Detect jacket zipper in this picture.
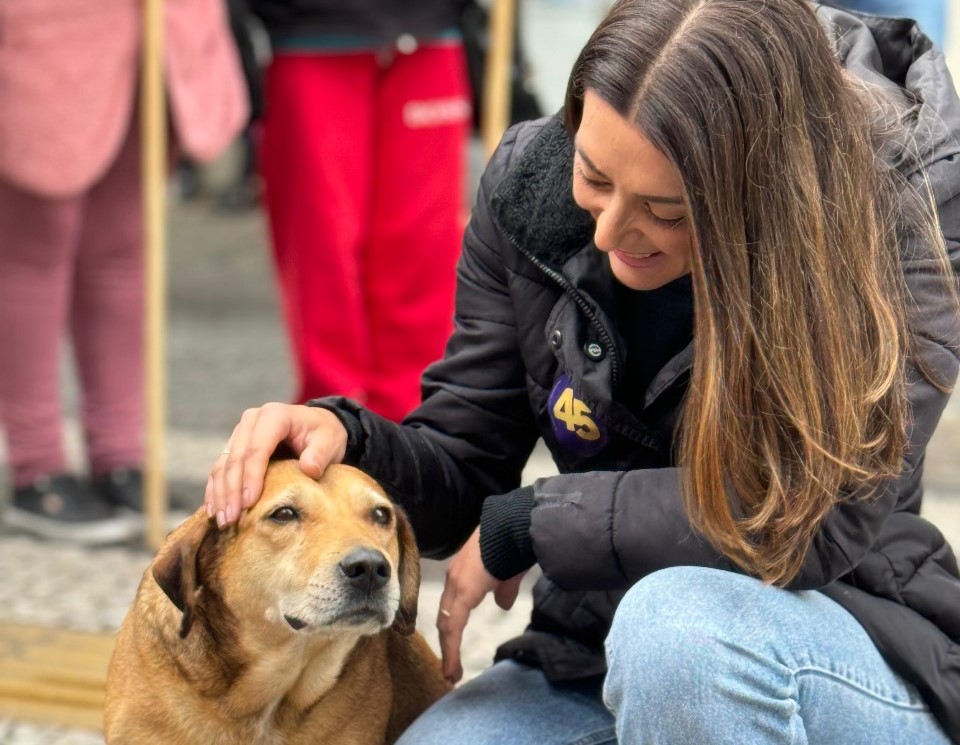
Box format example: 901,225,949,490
505,231,622,390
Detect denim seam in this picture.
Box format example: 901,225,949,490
794,665,928,710
569,726,617,745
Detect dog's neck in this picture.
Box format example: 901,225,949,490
161,594,373,724
223,625,368,719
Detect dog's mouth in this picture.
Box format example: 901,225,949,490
284,614,308,631
283,604,389,632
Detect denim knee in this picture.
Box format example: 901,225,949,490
604,567,733,696
602,567,789,741
602,567,949,745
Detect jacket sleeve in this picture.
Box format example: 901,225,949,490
529,216,960,594
311,124,541,559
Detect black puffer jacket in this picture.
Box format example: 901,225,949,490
314,6,960,739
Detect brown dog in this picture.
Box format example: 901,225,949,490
105,461,451,744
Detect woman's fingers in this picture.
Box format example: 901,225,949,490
216,408,264,525
203,404,350,528
437,527,502,684
436,593,468,684
204,404,292,525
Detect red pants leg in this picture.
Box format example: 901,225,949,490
260,53,377,404
71,110,145,476
0,183,82,486
366,42,470,421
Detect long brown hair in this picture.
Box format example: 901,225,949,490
566,0,953,585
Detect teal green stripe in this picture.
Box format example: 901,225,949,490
273,28,462,53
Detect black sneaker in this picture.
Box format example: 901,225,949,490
5,473,138,545
93,467,190,529
92,467,144,512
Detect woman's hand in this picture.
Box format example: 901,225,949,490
437,526,526,684
204,403,348,527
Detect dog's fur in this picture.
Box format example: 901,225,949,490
105,462,451,744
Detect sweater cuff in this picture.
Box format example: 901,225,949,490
305,397,365,464
480,486,537,581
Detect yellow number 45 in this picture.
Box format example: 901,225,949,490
552,388,601,441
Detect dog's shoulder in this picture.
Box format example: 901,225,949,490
383,631,452,744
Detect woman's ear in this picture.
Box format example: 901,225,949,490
391,506,421,636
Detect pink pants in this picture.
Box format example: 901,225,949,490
0,118,143,487
260,43,470,421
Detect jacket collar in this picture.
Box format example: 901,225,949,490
489,115,596,271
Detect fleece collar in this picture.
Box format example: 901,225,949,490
488,115,596,271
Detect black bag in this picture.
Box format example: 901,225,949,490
459,0,544,131
226,0,269,123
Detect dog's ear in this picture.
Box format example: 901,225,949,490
152,515,217,639
391,506,420,635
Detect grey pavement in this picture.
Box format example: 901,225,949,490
2,1,960,741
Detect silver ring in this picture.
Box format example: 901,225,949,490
220,449,231,456
439,608,452,618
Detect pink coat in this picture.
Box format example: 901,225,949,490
0,0,249,197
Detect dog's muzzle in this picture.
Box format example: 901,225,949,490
283,547,394,631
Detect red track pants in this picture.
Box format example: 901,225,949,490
260,43,470,421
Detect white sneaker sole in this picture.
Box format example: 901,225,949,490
5,506,140,545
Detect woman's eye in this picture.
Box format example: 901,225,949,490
575,166,608,189
371,507,392,526
644,203,686,227
268,506,300,524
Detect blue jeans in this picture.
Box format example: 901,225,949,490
837,0,946,48
397,567,950,744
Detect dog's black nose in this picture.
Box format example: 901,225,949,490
339,548,391,592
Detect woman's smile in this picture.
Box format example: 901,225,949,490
613,250,664,268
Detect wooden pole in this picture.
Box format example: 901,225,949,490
481,0,518,159
142,0,168,550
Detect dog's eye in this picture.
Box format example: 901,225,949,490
268,506,300,524
371,506,392,526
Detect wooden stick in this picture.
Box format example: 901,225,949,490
481,0,518,158
142,0,169,550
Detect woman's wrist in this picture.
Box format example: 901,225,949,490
305,399,365,463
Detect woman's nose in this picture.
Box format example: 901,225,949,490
593,205,627,252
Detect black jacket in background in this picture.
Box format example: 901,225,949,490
313,5,960,740
248,0,462,46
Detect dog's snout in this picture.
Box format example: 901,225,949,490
339,548,391,592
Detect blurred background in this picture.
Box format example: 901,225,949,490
1,0,958,742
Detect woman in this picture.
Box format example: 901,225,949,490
207,0,960,741
0,0,248,543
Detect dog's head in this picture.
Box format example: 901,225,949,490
152,462,421,641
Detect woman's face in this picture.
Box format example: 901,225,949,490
572,90,695,290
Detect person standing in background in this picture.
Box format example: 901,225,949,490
0,0,248,544
833,0,946,48
249,0,472,422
